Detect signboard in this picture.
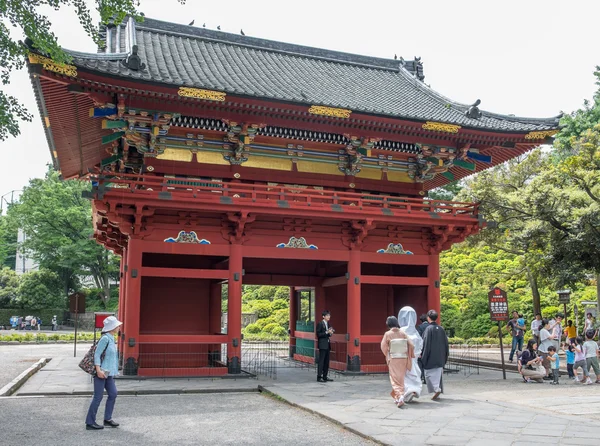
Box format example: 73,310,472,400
94,312,115,329
557,289,571,304
488,287,509,321
68,292,86,314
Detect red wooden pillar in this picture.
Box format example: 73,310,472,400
347,249,361,372
227,243,243,373
209,282,222,335
117,255,125,323
428,253,441,322
387,286,394,317
289,287,297,358
123,239,142,375
118,250,127,366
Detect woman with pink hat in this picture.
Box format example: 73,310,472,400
85,315,122,430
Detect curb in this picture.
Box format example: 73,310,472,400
257,385,386,445
0,358,50,397
16,387,260,397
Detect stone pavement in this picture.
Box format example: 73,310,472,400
3,344,600,445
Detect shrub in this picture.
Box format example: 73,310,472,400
255,317,276,329
244,323,261,334
250,300,273,319
272,309,289,329
272,299,288,311
262,323,281,334
271,326,288,337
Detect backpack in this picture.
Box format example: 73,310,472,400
78,336,109,375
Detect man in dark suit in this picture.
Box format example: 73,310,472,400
316,310,334,382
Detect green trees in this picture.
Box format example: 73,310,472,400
0,267,19,307
16,269,63,309
7,169,119,307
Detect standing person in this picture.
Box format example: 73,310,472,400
531,313,542,346
421,310,449,400
583,329,600,384
36,317,41,331
549,312,564,350
417,314,429,337
547,346,560,385
519,339,545,383
316,310,334,383
565,342,576,379
380,316,414,408
30,317,36,330
507,311,525,363
398,306,422,403
584,313,594,333
572,337,591,384
538,318,556,380
564,320,577,344
85,316,122,430
51,315,57,331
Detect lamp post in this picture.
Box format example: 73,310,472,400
0,189,22,215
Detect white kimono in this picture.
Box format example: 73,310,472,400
398,306,423,399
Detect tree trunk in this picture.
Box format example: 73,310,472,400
526,266,541,315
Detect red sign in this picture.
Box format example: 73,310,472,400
94,312,115,329
488,287,508,321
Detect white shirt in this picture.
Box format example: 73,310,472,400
531,319,542,335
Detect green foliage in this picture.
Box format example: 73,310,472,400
271,309,289,329
270,326,288,337
7,169,119,306
16,269,64,309
257,286,279,301
272,298,288,311
244,323,261,334
248,300,273,319
0,215,17,269
262,322,282,334
0,267,19,307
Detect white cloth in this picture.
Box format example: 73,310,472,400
424,367,443,393
398,306,423,398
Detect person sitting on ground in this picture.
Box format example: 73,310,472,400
519,339,545,383
583,329,600,384
548,345,560,385
572,337,591,384
538,318,556,380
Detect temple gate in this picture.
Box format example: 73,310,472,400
27,17,559,376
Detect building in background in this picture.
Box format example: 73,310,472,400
15,228,38,275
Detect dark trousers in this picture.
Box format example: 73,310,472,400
567,363,574,378
317,348,330,379
86,376,117,425
552,368,559,384
509,336,523,361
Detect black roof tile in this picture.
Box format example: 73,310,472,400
68,17,560,132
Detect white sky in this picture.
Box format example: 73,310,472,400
0,0,599,202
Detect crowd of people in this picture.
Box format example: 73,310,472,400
513,311,600,384
5,315,59,331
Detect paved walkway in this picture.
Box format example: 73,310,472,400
3,344,600,445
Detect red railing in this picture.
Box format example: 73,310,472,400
91,173,479,219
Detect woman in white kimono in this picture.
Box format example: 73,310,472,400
398,306,423,403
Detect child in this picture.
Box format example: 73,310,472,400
565,343,576,379
583,329,600,384
573,337,591,384
547,345,559,385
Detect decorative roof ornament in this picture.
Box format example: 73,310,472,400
121,45,146,71
377,243,413,254
422,121,461,134
524,130,559,140
164,231,211,244
28,53,77,77
465,99,482,119
276,236,318,249
308,105,351,119
178,87,226,101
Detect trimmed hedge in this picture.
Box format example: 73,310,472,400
0,308,68,327
0,332,96,342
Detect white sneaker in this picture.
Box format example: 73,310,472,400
584,378,593,385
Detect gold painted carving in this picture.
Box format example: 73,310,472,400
308,105,352,119
422,121,461,134
28,53,77,77
178,87,226,102
524,130,558,140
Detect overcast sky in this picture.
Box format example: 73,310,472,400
1,0,599,204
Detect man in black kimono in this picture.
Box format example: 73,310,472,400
316,310,334,382
421,309,449,400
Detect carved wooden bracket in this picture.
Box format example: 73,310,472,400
342,219,375,250
221,211,255,243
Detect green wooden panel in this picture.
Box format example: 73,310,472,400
296,338,315,357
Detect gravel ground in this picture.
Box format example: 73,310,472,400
0,393,375,445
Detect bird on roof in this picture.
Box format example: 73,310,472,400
188,20,195,26
217,25,221,30
394,54,397,60
203,23,206,28
241,29,245,36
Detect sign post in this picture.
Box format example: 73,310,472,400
557,290,571,323
69,292,86,358
488,287,509,380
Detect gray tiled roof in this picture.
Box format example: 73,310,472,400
69,18,560,132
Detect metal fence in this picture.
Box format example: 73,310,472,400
446,342,480,377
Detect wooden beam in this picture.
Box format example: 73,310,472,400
360,252,429,265
322,276,348,288
140,267,229,280
138,334,228,343
361,275,429,286
243,246,349,261
243,274,322,287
